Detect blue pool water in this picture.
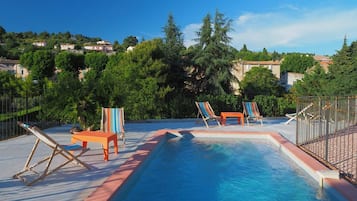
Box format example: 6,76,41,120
113,137,334,201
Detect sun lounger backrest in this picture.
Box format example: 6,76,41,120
19,122,57,148
244,102,260,118
102,107,124,134
198,102,211,118
31,126,58,148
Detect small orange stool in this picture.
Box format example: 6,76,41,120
71,131,118,161
220,112,244,126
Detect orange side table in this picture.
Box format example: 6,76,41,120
71,131,118,161
220,112,244,126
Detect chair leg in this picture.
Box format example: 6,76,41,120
203,120,209,128
120,133,126,145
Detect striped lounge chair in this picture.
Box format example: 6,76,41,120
15,121,90,186
195,101,221,128
242,102,263,126
101,107,125,144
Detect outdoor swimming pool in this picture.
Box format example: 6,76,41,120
112,136,335,201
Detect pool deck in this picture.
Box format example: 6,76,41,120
1,118,356,201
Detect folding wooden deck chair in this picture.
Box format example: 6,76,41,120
14,122,90,186
284,102,314,125
195,101,221,128
101,107,125,144
242,102,263,126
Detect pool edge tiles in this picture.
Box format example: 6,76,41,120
86,129,357,201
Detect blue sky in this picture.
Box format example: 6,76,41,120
1,0,357,55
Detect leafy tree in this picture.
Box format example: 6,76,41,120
20,50,54,81
0,45,5,57
0,26,6,40
112,40,124,52
271,51,282,61
42,72,81,123
19,52,33,68
31,50,55,80
235,45,273,61
0,71,20,96
280,53,315,73
257,48,271,60
102,39,172,120
122,35,138,50
55,51,83,73
253,95,295,117
292,65,329,97
84,52,108,72
38,31,50,39
254,95,278,116
240,66,283,100
77,70,101,129
293,37,357,97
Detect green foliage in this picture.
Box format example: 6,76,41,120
280,53,315,73
101,39,172,120
327,40,357,95
253,95,278,117
41,71,100,129
240,67,283,100
84,52,108,72
236,45,275,61
112,40,124,52
0,27,104,59
0,71,21,96
196,94,242,114
292,65,329,96
122,35,138,50
192,10,235,96
165,93,196,118
42,71,81,124
162,14,186,92
20,50,55,81
292,38,357,97
55,51,84,73
253,95,295,117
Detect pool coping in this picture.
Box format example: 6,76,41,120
85,129,357,201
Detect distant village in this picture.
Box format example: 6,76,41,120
0,39,333,94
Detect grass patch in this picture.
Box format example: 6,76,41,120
0,106,41,121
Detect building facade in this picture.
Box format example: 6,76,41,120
231,60,281,94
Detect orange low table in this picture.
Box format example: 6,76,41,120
71,131,118,161
220,112,244,126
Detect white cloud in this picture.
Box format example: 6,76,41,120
182,23,201,47
183,7,357,55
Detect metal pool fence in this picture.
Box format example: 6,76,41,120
0,94,59,141
296,96,357,184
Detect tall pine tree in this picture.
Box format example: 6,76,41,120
162,14,185,92
192,10,235,95
328,37,357,95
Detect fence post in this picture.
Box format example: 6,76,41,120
26,91,28,123
324,101,330,161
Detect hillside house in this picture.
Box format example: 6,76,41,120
0,59,29,79
84,40,113,52
280,72,304,91
32,41,46,47
59,43,75,50
231,60,281,94
313,55,333,72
